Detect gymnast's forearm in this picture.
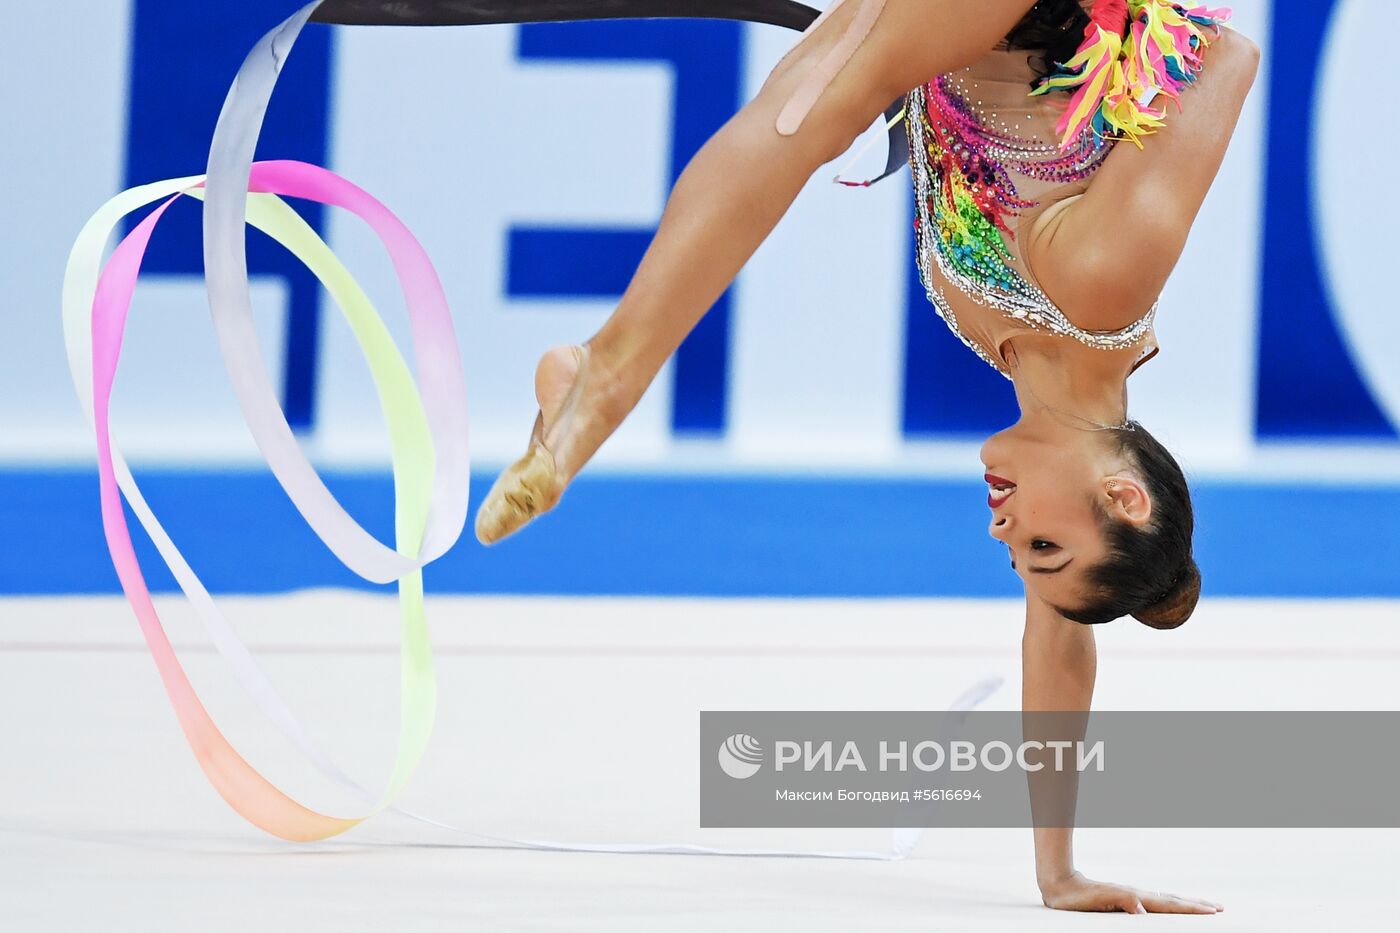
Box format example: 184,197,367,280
1021,594,1097,892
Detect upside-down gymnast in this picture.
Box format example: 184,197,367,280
475,0,1259,913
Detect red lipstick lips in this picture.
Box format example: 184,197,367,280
985,473,1016,509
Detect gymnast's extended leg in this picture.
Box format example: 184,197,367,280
476,0,1041,543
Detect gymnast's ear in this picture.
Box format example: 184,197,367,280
1101,475,1151,526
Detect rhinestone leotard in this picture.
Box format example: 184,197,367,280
906,52,1160,378
772,1,1229,378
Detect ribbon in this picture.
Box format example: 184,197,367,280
65,0,985,852
204,5,469,584
68,163,443,840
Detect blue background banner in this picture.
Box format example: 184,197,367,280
3,0,1397,596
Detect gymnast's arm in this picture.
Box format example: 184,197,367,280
1021,590,1099,908
1022,592,1221,914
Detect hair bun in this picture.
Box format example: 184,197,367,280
1132,559,1201,630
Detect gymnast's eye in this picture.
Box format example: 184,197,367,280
1030,539,1057,551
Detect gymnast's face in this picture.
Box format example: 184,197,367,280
980,426,1152,608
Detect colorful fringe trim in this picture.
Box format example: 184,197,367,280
1030,0,1232,150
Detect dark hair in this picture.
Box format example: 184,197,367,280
1055,421,1200,629
1004,0,1093,83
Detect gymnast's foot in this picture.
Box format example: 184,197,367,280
474,342,634,545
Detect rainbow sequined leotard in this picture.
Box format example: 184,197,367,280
773,0,1232,378
906,64,1154,377
904,2,1232,377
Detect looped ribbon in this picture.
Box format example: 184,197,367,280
69,164,437,841
64,0,991,852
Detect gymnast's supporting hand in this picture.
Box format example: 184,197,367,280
474,0,1048,544
1022,591,1223,914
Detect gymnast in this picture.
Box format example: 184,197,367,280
476,0,1258,912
